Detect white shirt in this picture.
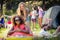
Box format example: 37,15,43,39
31,10,37,19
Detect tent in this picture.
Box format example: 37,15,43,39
42,6,60,28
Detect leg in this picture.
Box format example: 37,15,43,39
38,17,42,27
33,19,36,30
34,22,36,28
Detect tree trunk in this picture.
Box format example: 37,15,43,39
0,0,3,15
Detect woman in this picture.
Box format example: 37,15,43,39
16,2,30,29
16,2,27,21
37,6,43,27
8,16,32,37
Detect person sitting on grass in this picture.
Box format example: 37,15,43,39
53,26,60,36
39,24,52,37
8,16,32,37
6,16,12,29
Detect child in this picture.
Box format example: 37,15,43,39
30,7,38,30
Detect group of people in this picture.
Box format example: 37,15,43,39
0,2,60,38
12,2,44,31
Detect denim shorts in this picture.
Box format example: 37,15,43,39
26,16,31,22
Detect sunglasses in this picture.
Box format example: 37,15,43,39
15,20,20,21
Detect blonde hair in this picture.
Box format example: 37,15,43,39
16,2,26,16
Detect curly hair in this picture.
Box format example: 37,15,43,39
12,16,24,26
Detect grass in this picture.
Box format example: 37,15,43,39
0,23,56,40
6,37,33,40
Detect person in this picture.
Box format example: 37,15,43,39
8,16,32,37
39,24,52,37
53,26,60,36
16,2,30,29
37,6,43,27
30,7,38,30
6,16,12,28
16,2,27,21
0,15,4,28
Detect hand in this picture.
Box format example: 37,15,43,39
10,30,16,32
28,14,30,16
23,17,26,21
16,28,21,32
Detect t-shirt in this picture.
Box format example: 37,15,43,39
6,21,12,29
38,9,43,18
31,10,37,19
7,21,12,24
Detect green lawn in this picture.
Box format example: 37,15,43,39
0,23,56,40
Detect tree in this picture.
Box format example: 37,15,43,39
0,0,3,15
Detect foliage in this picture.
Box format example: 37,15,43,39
3,1,43,15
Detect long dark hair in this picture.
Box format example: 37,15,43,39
33,6,39,13
12,16,24,26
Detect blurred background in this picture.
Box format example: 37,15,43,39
0,0,60,40
0,0,60,16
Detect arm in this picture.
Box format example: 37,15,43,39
14,27,29,34
8,27,15,35
35,13,38,16
17,8,21,16
23,10,27,21
4,15,12,19
0,15,4,18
